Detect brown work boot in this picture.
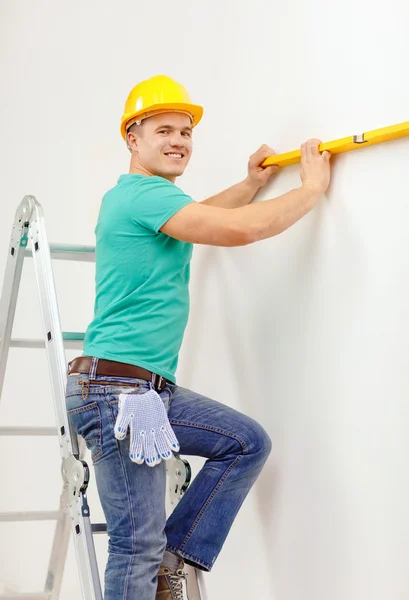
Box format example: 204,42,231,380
156,558,188,600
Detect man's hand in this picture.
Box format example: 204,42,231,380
300,138,331,195
247,144,279,189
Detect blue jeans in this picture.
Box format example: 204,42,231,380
65,368,272,600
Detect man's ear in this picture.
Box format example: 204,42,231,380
126,130,138,152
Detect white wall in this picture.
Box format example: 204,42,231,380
1,1,409,598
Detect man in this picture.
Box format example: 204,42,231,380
65,74,331,600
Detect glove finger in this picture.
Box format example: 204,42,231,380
161,423,180,453
130,433,145,464
145,429,161,467
155,431,173,461
129,418,145,464
114,396,132,440
146,394,179,454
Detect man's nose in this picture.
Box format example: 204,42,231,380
169,133,185,146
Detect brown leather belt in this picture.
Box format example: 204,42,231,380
67,356,168,391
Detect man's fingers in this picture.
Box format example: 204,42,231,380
252,144,276,164
310,139,323,156
301,141,312,161
261,144,276,154
301,139,323,161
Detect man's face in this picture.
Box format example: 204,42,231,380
129,112,193,181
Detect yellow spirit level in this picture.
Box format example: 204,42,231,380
261,121,409,168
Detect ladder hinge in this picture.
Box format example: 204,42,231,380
81,491,91,518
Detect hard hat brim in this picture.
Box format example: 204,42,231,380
121,103,203,140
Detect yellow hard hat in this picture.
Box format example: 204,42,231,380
120,74,203,140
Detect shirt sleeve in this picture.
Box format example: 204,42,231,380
130,176,196,234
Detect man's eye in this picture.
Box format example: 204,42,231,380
182,132,191,137
159,130,169,134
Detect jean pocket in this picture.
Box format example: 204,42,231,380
66,394,103,464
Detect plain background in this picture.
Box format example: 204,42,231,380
1,1,409,598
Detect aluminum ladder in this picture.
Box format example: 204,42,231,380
0,195,207,600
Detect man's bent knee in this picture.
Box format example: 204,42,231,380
245,419,272,457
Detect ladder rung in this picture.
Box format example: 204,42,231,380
10,332,84,350
91,523,107,535
25,244,95,262
0,427,56,436
0,594,51,599
10,339,46,349
62,332,85,341
0,511,60,522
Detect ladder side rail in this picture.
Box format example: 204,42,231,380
166,456,207,600
195,571,208,600
69,491,104,600
0,198,33,399
45,487,72,600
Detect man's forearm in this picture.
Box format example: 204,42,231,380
200,177,261,209
231,186,322,244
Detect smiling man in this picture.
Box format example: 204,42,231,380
127,114,193,178
65,74,331,600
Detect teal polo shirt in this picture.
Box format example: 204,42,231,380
83,174,196,384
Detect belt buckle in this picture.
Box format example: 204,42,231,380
152,373,164,390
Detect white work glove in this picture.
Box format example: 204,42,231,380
114,388,180,467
